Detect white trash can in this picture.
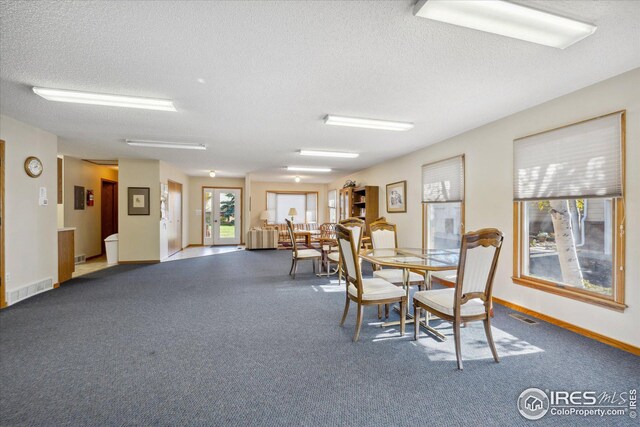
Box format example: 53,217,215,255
104,233,119,265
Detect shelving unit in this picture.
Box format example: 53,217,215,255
338,185,379,234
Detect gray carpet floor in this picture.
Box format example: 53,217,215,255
0,250,638,426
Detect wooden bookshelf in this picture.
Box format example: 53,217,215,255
339,186,379,234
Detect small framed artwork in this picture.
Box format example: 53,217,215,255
128,187,150,215
386,181,407,213
74,186,85,210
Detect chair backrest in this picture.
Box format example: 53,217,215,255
319,222,337,239
285,219,298,256
370,220,397,250
336,222,364,297
454,228,503,314
339,217,364,250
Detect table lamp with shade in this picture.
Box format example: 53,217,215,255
259,210,270,227
288,208,298,223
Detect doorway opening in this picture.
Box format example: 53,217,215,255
202,187,242,246
100,179,118,254
168,180,183,256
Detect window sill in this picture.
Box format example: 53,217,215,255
512,276,627,312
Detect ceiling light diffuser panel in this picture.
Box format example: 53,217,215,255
299,150,359,158
32,87,177,111
125,139,206,150
287,166,332,173
413,0,597,49
324,115,414,131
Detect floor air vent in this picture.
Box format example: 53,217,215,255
74,255,86,264
509,312,539,325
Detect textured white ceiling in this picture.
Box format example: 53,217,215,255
1,1,639,182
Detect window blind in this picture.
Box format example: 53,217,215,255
513,112,623,201
422,155,464,203
266,192,319,223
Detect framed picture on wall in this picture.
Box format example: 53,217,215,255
386,181,407,213
128,187,150,215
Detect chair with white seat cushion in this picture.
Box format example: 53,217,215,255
413,228,503,370
325,218,364,285
337,223,406,342
369,219,425,318
286,218,322,279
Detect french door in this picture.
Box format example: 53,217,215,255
203,188,242,246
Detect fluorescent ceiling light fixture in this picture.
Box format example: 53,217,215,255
324,115,413,131
413,0,597,49
299,150,359,158
287,166,332,173
32,87,177,111
125,139,206,150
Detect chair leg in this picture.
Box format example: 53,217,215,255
353,304,363,342
377,305,382,319
484,317,500,363
313,258,316,274
289,257,295,275
400,299,406,336
292,259,298,279
385,304,390,319
413,303,418,340
454,320,463,370
340,296,350,326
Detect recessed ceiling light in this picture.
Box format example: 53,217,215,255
413,0,597,49
299,150,359,158
197,78,206,84
33,87,177,111
294,176,301,183
209,170,216,178
287,166,332,173
125,139,206,150
324,115,414,131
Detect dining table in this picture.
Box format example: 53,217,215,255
359,247,459,340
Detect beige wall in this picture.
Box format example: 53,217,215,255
159,161,189,260
117,159,160,262
250,181,328,227
329,68,640,347
1,115,58,295
187,176,245,245
63,156,118,259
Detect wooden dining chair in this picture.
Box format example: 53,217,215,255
413,228,503,370
337,223,406,342
369,220,425,318
285,218,322,279
326,218,364,285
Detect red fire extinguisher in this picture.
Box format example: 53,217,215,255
87,189,94,207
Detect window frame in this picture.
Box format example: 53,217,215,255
328,189,337,223
512,111,626,312
421,154,465,250
265,191,319,225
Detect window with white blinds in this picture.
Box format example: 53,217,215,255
513,112,623,201
422,155,465,203
266,192,318,223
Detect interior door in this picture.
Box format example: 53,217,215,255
203,188,214,246
100,180,118,254
212,188,241,245
168,181,183,255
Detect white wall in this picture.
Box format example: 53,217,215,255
330,69,640,347
117,159,160,262
1,115,58,295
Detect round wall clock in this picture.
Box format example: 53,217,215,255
24,156,43,178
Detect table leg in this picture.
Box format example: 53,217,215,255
380,269,446,341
